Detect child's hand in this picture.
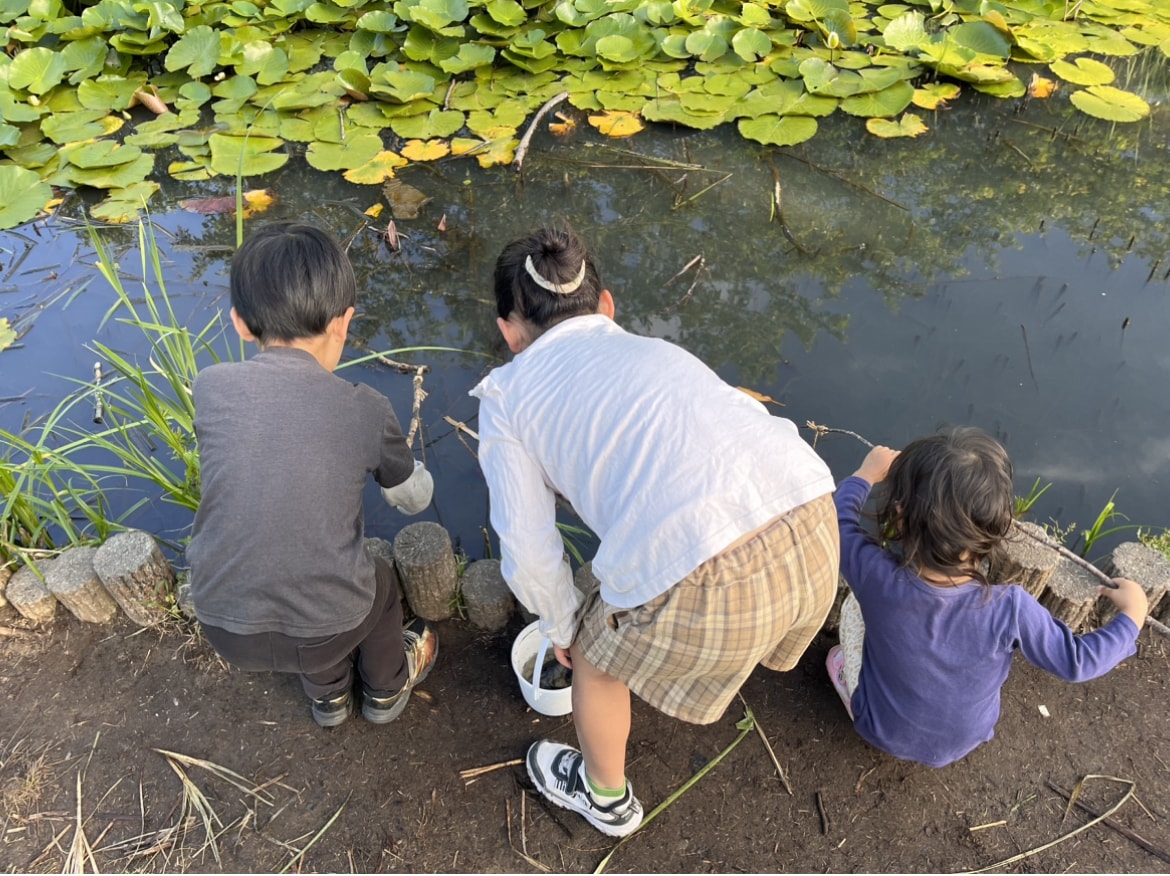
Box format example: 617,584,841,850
1100,577,1148,629
854,446,899,485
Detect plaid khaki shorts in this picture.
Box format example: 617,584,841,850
576,493,839,725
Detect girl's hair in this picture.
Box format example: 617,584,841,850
493,225,603,329
230,222,357,344
877,426,1014,585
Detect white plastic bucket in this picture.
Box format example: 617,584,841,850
510,621,573,716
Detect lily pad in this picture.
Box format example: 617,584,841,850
866,112,928,137
840,80,914,116
208,132,290,176
587,110,645,137
0,166,53,230
738,114,818,146
8,47,67,95
89,180,161,223
344,150,409,184
166,26,222,78
1069,84,1149,121
0,317,16,352
306,132,385,170
1049,56,1115,85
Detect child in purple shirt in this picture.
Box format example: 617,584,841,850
827,427,1146,767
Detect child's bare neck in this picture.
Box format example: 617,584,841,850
918,566,974,588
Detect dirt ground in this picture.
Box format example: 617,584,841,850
1,603,1167,875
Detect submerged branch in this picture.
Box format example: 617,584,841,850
513,91,570,175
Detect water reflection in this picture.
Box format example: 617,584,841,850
2,91,1168,559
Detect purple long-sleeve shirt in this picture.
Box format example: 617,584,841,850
836,476,1139,767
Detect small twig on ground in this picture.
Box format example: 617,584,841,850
513,91,570,175
1046,781,1170,865
968,820,1007,831
815,790,830,835
964,774,1135,873
279,796,348,874
459,759,523,784
737,694,792,794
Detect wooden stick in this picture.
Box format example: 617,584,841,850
1046,781,1170,865
513,91,570,174
1146,616,1170,641
815,790,830,834
1011,524,1118,589
739,694,792,795
459,759,523,782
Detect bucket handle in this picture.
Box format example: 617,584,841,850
532,636,552,703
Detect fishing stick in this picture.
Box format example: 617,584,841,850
804,421,1120,590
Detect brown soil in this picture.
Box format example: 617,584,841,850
1,607,1167,874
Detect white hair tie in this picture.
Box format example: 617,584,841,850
524,254,587,295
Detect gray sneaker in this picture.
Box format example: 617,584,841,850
526,741,644,838
361,617,438,724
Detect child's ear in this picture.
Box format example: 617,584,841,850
497,314,529,354
598,289,615,320
329,306,355,341
229,307,258,342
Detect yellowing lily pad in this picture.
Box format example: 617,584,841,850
912,82,960,109
344,150,410,184
400,139,451,161
587,110,645,138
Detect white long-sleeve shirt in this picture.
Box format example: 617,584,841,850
470,315,834,647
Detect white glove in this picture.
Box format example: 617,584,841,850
380,460,433,515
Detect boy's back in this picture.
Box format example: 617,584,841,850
188,347,415,638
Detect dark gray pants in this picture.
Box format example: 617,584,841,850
201,558,408,700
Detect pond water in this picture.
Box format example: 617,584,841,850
2,88,1169,567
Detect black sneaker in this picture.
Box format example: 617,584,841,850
310,688,351,728
526,740,644,837
361,617,438,724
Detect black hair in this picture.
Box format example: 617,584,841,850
876,426,1014,585
229,222,356,344
493,225,602,330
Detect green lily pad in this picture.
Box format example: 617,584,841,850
641,96,726,129
1049,56,1115,84
486,0,526,26
390,107,465,138
166,26,222,78
65,153,154,188
61,36,109,83
949,20,1011,58
89,180,161,223
0,123,19,149
40,109,119,144
439,42,496,72
738,114,818,146
62,140,144,169
1069,84,1149,121
732,27,772,61
9,47,67,95
77,75,146,111
0,165,52,230
209,132,290,175
840,80,914,116
239,42,290,85
866,111,927,137
306,132,384,170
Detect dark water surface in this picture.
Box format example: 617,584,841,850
2,91,1168,564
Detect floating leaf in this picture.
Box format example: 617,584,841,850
400,138,451,161
949,21,1011,58
306,132,385,171
9,47,67,95
64,153,155,189
0,166,52,231
840,80,914,116
165,26,221,78
208,133,290,176
89,180,161,223
0,317,16,352
344,150,410,184
912,81,960,108
866,112,927,137
62,141,144,169
587,110,644,137
1049,56,1115,85
738,114,818,146
882,11,927,52
732,27,772,61
1069,84,1149,121
383,178,432,217
391,108,466,139
365,203,385,217
1027,73,1057,98
450,135,516,167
